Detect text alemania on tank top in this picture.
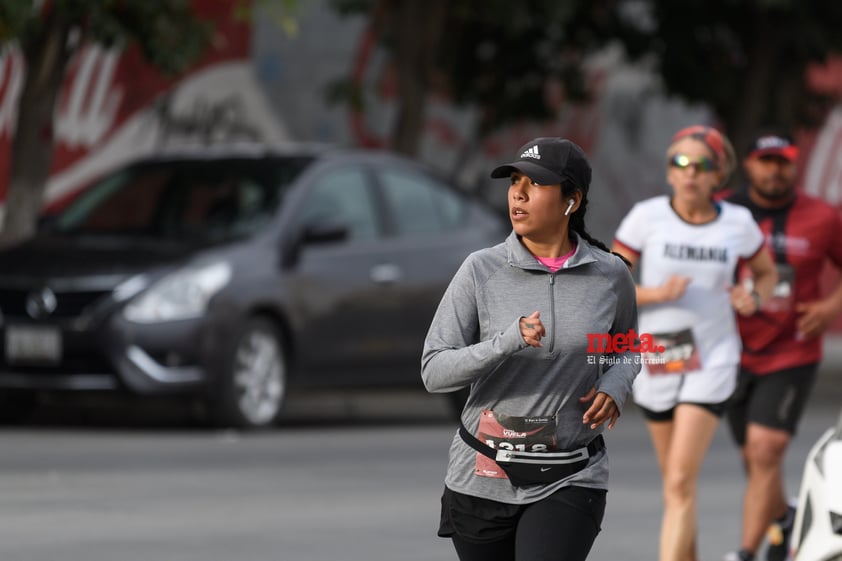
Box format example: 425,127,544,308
663,243,728,262
536,244,577,272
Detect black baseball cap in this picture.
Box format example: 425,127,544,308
490,137,592,191
746,132,799,161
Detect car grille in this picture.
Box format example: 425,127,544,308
0,351,114,375
0,288,111,319
0,287,116,378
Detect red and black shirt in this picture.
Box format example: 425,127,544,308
727,190,842,374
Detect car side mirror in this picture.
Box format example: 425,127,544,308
281,219,351,269
300,221,350,245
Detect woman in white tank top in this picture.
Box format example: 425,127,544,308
612,126,778,561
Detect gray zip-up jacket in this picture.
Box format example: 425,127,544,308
421,231,640,504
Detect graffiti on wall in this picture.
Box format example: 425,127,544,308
0,0,288,208
151,94,262,145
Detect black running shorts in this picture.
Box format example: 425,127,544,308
438,485,606,561
726,363,818,445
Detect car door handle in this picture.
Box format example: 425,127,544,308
370,264,403,284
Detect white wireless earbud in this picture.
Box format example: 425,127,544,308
564,199,575,216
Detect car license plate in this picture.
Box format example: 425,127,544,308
5,325,62,364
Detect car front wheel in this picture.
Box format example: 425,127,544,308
210,317,286,429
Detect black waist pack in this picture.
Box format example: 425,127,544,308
459,423,605,486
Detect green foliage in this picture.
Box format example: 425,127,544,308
435,0,626,134
0,0,31,43
326,0,842,139
326,0,646,135
324,77,364,111
99,1,213,75
0,0,213,75
237,0,300,38
647,0,842,129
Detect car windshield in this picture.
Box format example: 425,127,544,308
48,156,312,241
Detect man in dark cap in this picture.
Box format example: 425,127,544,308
723,131,842,561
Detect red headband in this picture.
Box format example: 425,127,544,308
671,125,726,165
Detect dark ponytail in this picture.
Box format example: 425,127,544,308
564,184,631,268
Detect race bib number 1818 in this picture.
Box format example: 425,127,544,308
474,410,557,479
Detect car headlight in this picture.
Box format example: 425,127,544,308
123,262,232,323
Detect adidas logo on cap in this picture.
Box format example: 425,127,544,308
520,145,541,160
490,137,591,189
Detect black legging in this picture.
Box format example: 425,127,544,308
450,487,606,561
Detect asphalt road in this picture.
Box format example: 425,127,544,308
0,347,839,561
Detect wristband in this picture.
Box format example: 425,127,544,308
750,289,762,310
